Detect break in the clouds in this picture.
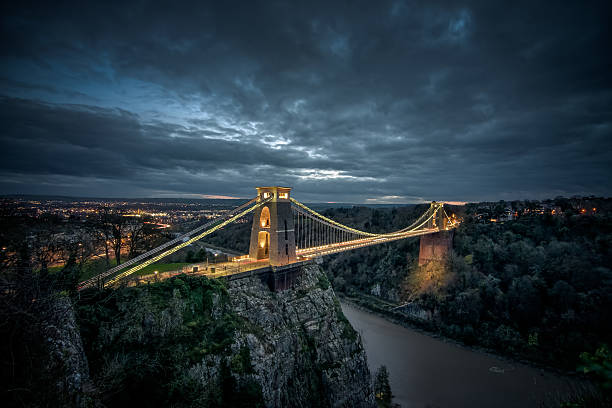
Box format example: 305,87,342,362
1,1,611,203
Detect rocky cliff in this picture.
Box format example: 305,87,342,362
73,263,375,407
224,263,374,407
42,296,91,406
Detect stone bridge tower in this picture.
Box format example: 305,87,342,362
419,202,454,265
249,187,297,266
418,230,454,265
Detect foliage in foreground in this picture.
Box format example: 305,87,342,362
540,345,612,407
373,365,393,408
0,268,77,407
76,275,264,407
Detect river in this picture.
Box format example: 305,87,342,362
341,302,577,408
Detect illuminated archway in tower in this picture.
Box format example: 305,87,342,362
260,206,270,228
257,230,270,258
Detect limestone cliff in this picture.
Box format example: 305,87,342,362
41,296,91,407
75,263,375,407
226,263,373,407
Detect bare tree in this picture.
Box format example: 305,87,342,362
0,219,90,407
125,220,146,259
88,207,113,267
57,228,98,291
125,218,166,259
89,208,125,266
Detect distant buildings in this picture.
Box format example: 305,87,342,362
473,197,606,224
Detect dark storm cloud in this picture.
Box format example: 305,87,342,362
0,0,611,202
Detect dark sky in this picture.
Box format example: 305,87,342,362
1,1,611,203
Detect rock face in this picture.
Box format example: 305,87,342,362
42,296,90,407
75,263,375,407
225,263,375,407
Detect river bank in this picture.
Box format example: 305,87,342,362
339,294,587,379
340,300,583,408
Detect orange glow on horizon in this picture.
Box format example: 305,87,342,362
200,194,242,199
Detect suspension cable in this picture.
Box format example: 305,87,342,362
79,197,259,289
80,197,267,289
290,198,438,238
102,197,271,287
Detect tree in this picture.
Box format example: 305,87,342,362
125,219,147,259
507,275,542,329
124,218,165,260
26,214,65,272
110,214,125,265
405,260,453,303
579,345,612,396
374,365,392,407
89,207,117,267
90,209,130,266
0,216,95,406
548,280,577,311
448,288,482,325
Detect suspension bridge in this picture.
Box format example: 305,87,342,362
78,187,459,291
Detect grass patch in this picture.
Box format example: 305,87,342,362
134,262,191,276
333,297,358,341
45,258,120,280
317,273,330,290
50,257,191,281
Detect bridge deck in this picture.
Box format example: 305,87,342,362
111,228,450,289
120,229,444,287
123,258,314,287
296,228,440,258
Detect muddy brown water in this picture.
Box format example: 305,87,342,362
341,302,578,408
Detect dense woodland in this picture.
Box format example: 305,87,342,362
322,197,612,403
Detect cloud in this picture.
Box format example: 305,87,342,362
0,1,611,202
